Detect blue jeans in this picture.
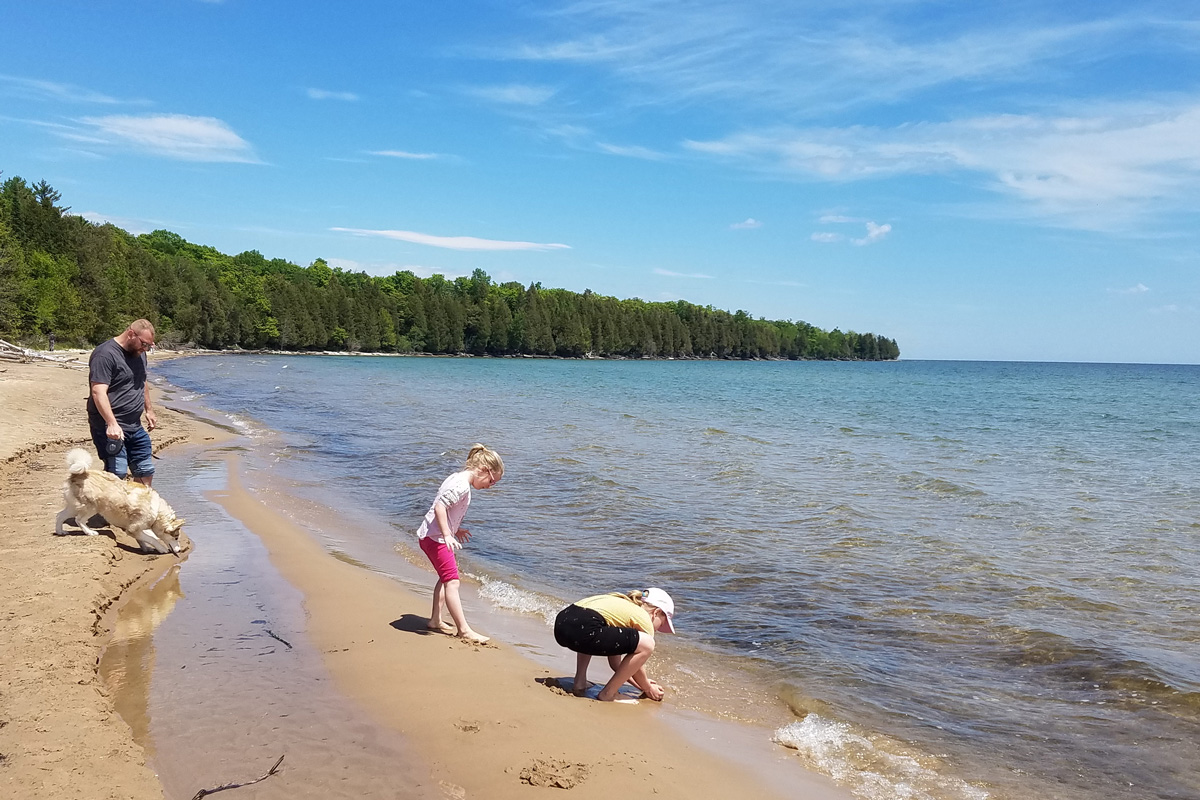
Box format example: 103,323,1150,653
90,424,155,479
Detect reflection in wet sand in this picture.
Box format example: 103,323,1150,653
108,449,439,800
99,566,185,757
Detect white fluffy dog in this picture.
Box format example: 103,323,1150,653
55,448,186,555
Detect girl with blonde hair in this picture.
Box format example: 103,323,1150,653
553,588,676,702
416,444,503,643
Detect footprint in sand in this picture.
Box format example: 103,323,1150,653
438,780,466,799
519,758,591,789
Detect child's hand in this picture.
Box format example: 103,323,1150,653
446,534,462,551
456,527,471,542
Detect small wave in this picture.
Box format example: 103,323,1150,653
582,476,624,488
920,478,983,496
713,467,751,480
774,715,989,800
900,473,985,497
994,627,1200,718
703,427,729,436
821,503,874,521
223,413,261,436
475,576,562,624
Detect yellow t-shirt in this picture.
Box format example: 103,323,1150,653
576,594,654,634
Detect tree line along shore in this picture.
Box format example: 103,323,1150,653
1,174,899,361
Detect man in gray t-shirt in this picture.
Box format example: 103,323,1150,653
87,319,158,485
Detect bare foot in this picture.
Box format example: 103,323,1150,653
571,681,592,696
426,623,456,635
458,630,490,644
596,692,638,704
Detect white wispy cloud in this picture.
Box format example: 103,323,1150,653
489,5,1200,229
819,214,857,224
684,102,1200,224
1110,283,1150,294
369,150,439,160
654,268,714,279
811,232,843,243
307,88,359,102
80,114,259,162
853,221,892,245
464,84,556,106
0,74,131,104
502,4,1187,116
730,218,762,229
598,142,667,160
543,123,592,141
330,227,570,251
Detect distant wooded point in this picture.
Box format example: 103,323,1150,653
0,175,898,360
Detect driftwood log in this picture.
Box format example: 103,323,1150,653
0,339,84,368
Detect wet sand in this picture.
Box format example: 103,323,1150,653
1,353,852,800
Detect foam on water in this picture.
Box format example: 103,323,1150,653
774,717,990,800
473,574,563,624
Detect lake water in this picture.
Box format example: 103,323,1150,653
154,356,1200,800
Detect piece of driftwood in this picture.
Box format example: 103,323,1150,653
265,629,294,649
0,339,84,367
190,755,285,799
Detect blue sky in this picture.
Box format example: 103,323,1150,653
3,1,1198,363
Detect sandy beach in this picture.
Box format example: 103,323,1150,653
1,354,852,800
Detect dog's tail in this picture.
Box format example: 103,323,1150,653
66,448,93,476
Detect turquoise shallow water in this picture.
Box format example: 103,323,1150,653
155,356,1200,800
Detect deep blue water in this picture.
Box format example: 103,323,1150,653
155,356,1200,800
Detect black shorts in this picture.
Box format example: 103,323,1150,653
554,604,640,657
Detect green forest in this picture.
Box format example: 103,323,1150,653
0,175,899,360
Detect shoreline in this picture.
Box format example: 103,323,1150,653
1,354,852,799
212,451,850,799
151,345,892,363
1,341,894,364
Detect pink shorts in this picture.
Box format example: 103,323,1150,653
419,536,460,582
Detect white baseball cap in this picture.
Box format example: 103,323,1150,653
643,587,676,633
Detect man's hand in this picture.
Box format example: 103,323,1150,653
106,421,124,441
145,409,158,431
